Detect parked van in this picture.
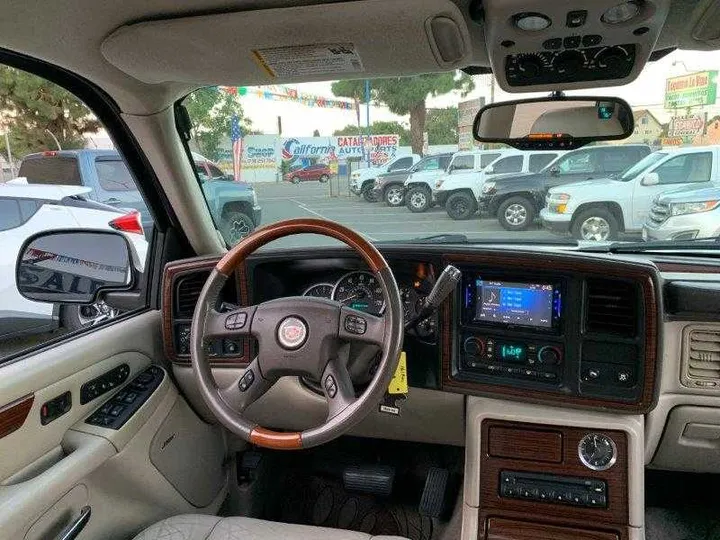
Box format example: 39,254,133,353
541,146,719,241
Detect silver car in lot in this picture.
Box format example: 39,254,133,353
643,186,720,241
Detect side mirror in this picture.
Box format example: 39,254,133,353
549,165,560,176
641,172,660,186
485,166,495,175
473,95,634,150
16,230,137,304
222,174,235,182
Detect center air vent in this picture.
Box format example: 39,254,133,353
175,271,210,318
584,279,638,337
682,327,720,389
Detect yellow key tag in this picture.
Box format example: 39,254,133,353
387,352,409,395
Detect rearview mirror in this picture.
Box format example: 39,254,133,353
641,172,660,186
16,230,135,304
473,96,634,150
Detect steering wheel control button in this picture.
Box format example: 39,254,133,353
238,369,255,392
225,312,248,330
277,316,308,349
324,375,338,398
344,314,367,335
543,38,562,50
563,36,581,49
566,10,587,28
582,34,603,47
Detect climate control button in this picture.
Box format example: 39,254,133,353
538,346,561,365
463,337,484,356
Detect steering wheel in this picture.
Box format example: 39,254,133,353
190,218,403,450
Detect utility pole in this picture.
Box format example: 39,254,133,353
365,80,371,167
489,73,495,104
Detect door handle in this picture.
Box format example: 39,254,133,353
55,506,91,540
103,198,121,204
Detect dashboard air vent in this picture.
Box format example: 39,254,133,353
176,271,210,318
683,327,720,389
584,279,638,337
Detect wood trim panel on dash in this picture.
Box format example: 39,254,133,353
0,394,34,439
440,252,660,414
162,256,250,366
488,426,562,463
654,260,720,274
479,420,629,540
486,518,619,540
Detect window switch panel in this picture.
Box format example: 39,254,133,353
41,391,71,425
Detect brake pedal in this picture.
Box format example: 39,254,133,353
342,465,395,497
419,467,450,518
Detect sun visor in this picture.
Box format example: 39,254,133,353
101,0,471,85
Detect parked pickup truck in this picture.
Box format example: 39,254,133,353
404,149,505,213
18,149,262,245
350,154,421,202
542,146,719,241
479,144,651,231
433,150,562,220
370,153,454,206
642,185,720,242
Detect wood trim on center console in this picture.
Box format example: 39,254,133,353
479,419,629,540
162,256,251,366
440,252,659,414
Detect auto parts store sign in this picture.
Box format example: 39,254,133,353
665,71,718,109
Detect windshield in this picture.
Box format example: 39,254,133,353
181,50,720,247
618,152,667,181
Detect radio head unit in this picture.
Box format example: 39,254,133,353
462,275,562,332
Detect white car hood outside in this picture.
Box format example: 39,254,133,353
549,177,620,193
0,181,93,200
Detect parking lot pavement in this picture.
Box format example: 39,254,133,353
253,181,562,248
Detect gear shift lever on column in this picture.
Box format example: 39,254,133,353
406,265,461,330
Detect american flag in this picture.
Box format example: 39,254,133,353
231,115,243,181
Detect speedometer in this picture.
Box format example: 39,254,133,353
332,271,385,315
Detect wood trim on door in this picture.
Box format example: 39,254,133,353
0,394,34,439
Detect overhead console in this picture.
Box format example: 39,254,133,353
480,0,671,91
442,253,660,413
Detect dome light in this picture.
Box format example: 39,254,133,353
601,1,641,25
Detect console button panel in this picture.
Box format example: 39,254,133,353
80,363,130,405
506,44,636,87
500,471,607,508
86,365,164,430
460,334,563,385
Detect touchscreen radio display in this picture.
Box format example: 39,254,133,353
471,279,557,328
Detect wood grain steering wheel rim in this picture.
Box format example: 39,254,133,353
190,218,404,450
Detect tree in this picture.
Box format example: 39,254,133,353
426,107,458,145
332,73,473,154
333,121,411,145
312,129,321,137
183,87,254,161
0,66,101,157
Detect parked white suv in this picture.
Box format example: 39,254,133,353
541,147,720,241
0,183,147,339
643,185,720,242
434,150,563,220
350,154,420,201
404,149,506,213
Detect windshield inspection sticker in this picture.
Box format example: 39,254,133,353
252,43,364,78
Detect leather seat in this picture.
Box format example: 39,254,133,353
132,514,409,540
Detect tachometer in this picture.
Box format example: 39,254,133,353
302,283,334,298
332,271,385,315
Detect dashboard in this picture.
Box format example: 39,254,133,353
161,246,668,413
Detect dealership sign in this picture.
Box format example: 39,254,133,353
665,71,718,109
280,135,399,166
668,115,705,137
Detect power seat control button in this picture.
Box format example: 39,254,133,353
344,315,367,335
225,312,248,330
324,375,338,398
238,369,255,392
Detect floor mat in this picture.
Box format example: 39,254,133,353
271,473,434,540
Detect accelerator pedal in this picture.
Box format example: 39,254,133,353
419,467,450,519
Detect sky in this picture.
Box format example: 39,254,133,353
238,49,720,136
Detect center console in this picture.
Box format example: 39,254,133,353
442,253,659,414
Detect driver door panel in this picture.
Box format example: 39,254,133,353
0,312,227,540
